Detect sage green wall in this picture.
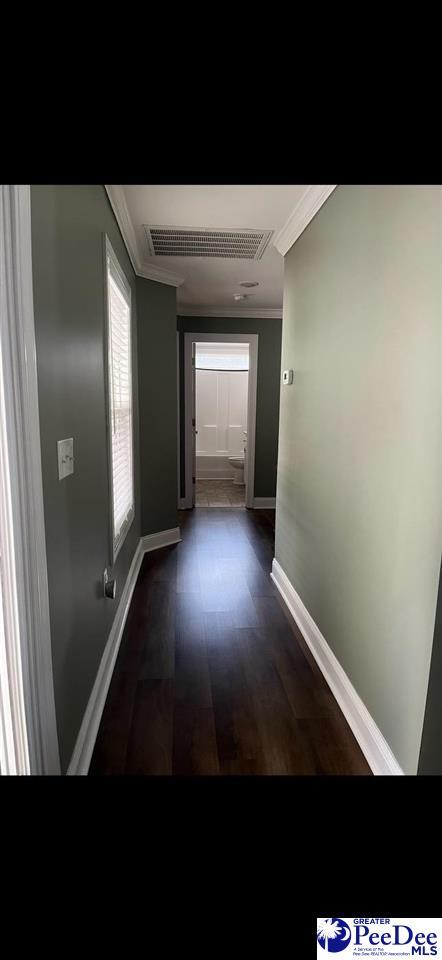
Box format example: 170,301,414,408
177,316,282,498
31,184,141,773
418,561,442,774
275,185,441,775
137,278,178,535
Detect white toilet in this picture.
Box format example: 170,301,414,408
229,455,245,485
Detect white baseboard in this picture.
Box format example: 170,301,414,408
67,539,144,775
253,497,276,508
67,525,181,775
270,558,404,776
141,526,181,552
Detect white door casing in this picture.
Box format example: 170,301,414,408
184,333,258,509
0,184,60,775
191,342,196,507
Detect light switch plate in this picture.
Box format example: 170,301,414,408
57,438,74,480
282,369,294,385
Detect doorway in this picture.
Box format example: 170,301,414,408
195,342,249,507
183,333,258,509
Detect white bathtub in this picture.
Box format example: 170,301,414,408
196,455,233,480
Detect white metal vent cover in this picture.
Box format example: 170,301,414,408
143,225,273,259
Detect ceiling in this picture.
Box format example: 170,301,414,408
121,185,308,315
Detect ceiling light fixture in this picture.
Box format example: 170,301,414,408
233,294,247,301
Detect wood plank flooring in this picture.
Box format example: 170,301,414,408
89,508,372,776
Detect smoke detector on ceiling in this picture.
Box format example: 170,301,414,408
239,281,259,288
144,225,273,260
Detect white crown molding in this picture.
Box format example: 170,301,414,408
137,262,185,287
105,184,337,291
271,558,404,776
104,184,143,272
177,306,282,319
272,185,337,257
104,185,184,288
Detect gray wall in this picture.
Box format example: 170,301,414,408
31,184,141,772
137,278,178,535
418,561,442,774
177,316,282,499
275,185,441,775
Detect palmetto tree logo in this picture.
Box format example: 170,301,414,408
317,919,351,952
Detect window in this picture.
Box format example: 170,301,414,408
195,344,249,371
105,238,134,561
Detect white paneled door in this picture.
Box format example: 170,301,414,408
195,370,248,458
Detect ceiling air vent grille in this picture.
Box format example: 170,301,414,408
143,225,273,260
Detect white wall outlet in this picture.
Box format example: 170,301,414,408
57,438,74,480
282,370,294,385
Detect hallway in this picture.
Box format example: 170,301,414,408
2,183,440,778
90,509,371,775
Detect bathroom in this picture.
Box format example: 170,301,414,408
195,342,249,507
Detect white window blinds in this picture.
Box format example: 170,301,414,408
106,241,134,559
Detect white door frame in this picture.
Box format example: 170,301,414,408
177,332,187,509
183,332,258,509
0,184,60,774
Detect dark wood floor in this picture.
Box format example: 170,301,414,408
89,508,372,776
